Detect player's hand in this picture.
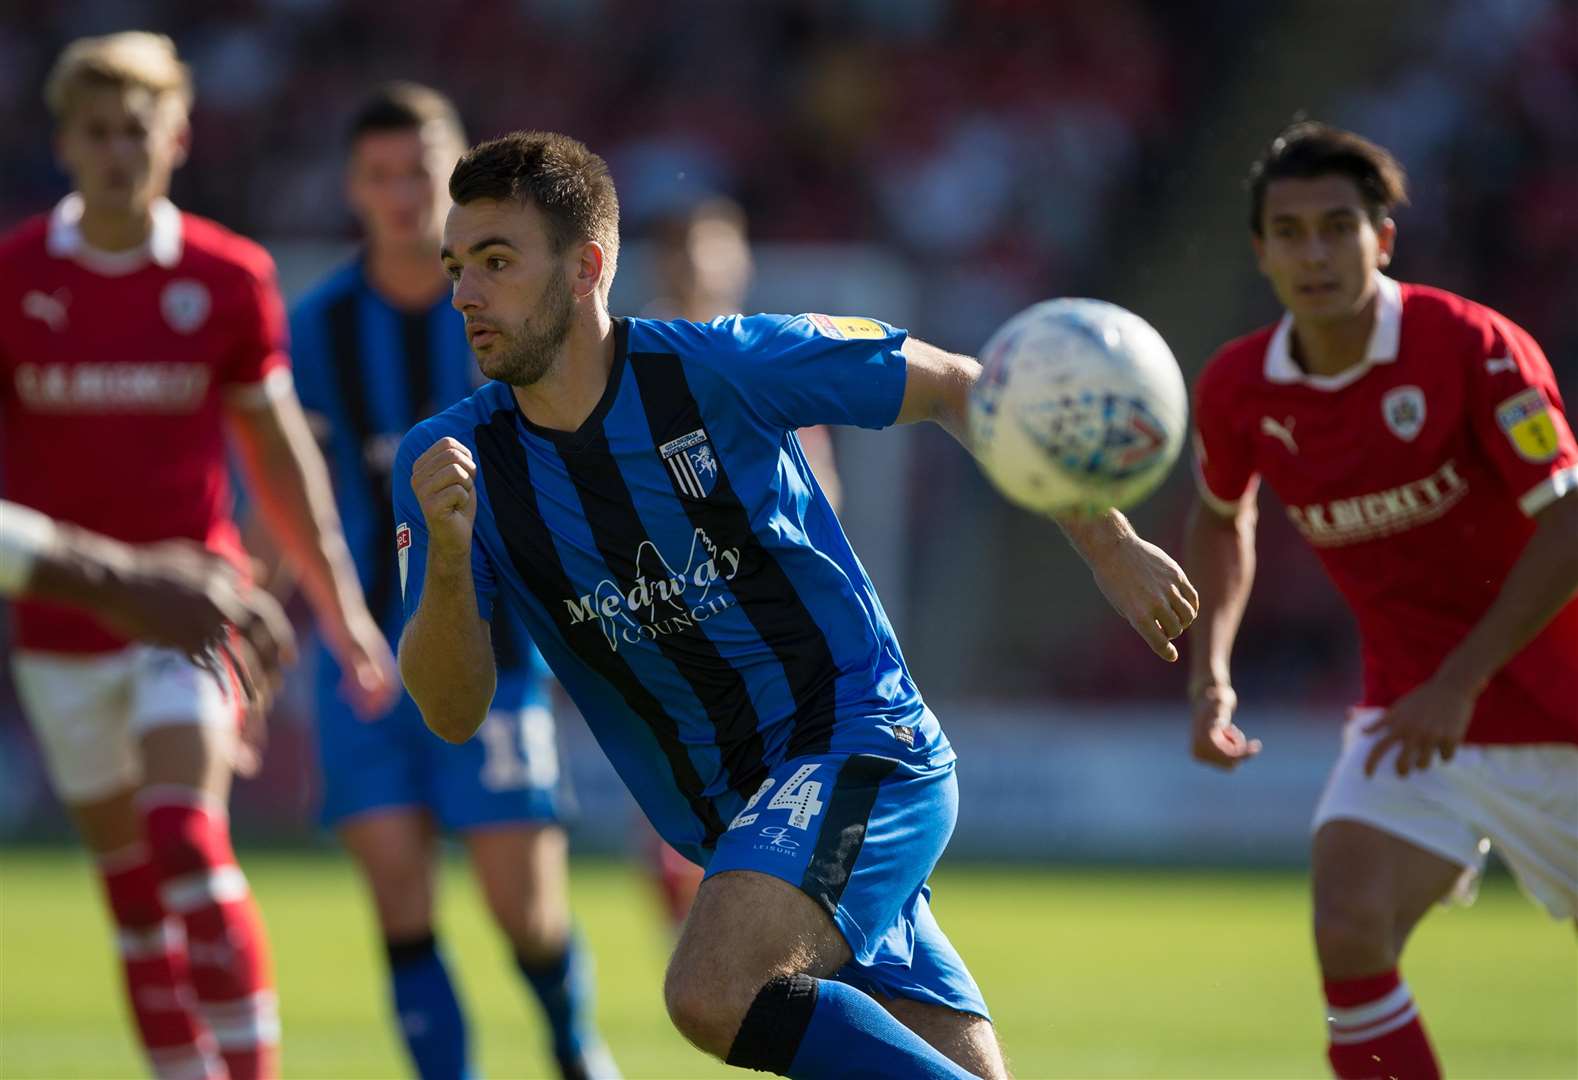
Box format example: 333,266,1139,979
1086,535,1200,662
1189,682,1262,770
412,437,479,560
324,609,400,722
102,543,297,681
1362,676,1475,778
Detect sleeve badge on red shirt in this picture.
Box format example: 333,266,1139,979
1495,388,1560,463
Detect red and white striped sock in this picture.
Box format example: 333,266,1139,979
143,787,280,1080
1324,969,1441,1080
99,844,225,1080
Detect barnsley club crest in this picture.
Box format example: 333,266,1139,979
659,428,719,499
1381,385,1426,442
161,279,211,335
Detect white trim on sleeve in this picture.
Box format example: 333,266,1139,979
223,367,295,408
1192,458,1259,518
1519,463,1578,517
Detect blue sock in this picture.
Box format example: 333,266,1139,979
386,932,471,1080
727,974,974,1079
516,931,606,1074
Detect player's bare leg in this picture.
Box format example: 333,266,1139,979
466,823,571,962
881,997,1010,1079
1312,820,1465,1079
137,720,278,1080
338,809,440,940
468,824,616,1077
665,870,1003,1078
1313,820,1464,975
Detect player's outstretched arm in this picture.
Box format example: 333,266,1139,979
1182,495,1262,770
1,500,296,763
1364,487,1578,777
227,387,399,719
398,437,497,744
895,337,1200,661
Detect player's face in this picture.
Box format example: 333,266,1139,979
347,124,461,251
656,216,751,313
55,85,188,217
442,198,576,387
1253,175,1396,324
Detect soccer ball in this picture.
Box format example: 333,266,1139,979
968,298,1187,514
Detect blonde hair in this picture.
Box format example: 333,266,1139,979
44,32,193,122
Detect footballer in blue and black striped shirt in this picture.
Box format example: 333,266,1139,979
398,131,1199,1079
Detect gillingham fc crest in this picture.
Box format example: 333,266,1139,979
659,428,719,499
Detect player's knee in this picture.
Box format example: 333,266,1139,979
493,897,568,964
662,958,752,1058
1313,896,1395,973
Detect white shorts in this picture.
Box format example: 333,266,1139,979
1313,709,1578,920
12,646,237,803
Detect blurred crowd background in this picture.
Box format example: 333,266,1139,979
1,0,1574,843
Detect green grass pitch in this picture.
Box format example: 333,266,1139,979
1,849,1573,1078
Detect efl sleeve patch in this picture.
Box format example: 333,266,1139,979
1495,388,1561,463
396,522,412,597
807,314,887,340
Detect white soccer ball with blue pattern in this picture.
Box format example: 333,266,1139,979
968,298,1187,514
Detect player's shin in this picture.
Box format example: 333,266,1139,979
141,786,280,1080
725,974,975,1079
99,843,225,1080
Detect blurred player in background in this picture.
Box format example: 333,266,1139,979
285,84,614,1080
0,500,296,737
636,196,842,928
397,130,1198,1079
0,33,398,1080
1186,122,1578,1080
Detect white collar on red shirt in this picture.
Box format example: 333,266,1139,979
46,192,184,275
1264,271,1402,391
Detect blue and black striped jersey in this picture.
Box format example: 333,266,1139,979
291,258,547,703
393,314,953,863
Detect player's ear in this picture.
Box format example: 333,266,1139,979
572,240,606,302
1375,217,1397,269
168,116,192,170
1250,231,1269,275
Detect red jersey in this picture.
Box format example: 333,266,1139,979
1194,274,1578,746
0,195,290,653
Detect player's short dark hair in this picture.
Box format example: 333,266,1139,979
449,131,621,289
1248,122,1409,235
347,81,465,146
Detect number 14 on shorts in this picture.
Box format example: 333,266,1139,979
729,764,825,831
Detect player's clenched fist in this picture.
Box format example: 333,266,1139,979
412,437,479,556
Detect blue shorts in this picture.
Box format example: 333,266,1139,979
314,654,561,831
704,753,988,1020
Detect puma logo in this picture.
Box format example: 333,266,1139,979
1260,415,1298,454
1484,356,1516,375
21,289,70,332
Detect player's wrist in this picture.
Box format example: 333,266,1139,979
1431,654,1489,699
1187,673,1232,702
1056,508,1136,563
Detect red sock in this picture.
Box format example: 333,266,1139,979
143,788,280,1080
650,835,702,928
99,845,225,1080
1324,969,1440,1080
